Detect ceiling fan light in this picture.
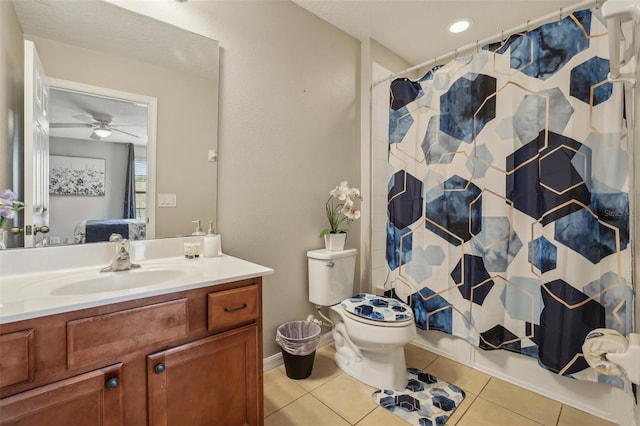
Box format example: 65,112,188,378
93,126,112,138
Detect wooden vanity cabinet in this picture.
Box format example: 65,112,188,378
0,278,264,426
147,325,259,426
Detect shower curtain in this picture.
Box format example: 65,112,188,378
386,7,634,389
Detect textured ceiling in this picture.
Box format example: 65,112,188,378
293,0,582,66
12,0,218,79
49,88,148,145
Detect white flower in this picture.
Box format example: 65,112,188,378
0,189,24,229
321,180,362,237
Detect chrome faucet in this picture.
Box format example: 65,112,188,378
100,233,140,272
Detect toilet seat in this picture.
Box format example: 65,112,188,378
340,293,414,327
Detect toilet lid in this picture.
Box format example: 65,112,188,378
340,293,413,323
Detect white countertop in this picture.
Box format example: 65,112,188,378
0,239,273,324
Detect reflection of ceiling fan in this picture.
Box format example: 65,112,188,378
50,113,141,140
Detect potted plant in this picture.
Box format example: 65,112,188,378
320,181,362,250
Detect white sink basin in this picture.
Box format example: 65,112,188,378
52,268,189,295
24,264,200,297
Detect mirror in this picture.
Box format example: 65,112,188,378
3,0,219,248
48,81,156,245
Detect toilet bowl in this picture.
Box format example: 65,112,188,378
330,294,416,390
307,248,416,390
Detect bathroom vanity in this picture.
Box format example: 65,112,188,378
0,239,273,425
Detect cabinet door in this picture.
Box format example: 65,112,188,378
147,325,260,426
0,363,123,426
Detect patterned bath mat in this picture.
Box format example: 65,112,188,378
372,368,465,426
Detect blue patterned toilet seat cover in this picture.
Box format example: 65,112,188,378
341,293,413,323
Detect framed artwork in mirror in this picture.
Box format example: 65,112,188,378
50,155,106,196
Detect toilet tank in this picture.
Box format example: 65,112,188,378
307,248,357,306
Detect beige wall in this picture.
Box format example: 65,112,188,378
207,1,360,357
24,35,218,239
116,0,362,357
0,2,23,196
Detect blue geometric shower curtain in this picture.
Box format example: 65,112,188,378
386,7,634,389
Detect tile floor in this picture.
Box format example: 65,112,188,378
264,344,617,426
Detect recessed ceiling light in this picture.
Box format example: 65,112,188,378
448,18,472,34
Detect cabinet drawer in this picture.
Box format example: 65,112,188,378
208,285,259,332
0,329,35,389
67,299,189,369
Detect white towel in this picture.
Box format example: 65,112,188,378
582,328,629,377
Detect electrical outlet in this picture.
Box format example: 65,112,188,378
158,193,177,207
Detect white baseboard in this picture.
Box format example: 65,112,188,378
263,351,283,372
263,331,334,372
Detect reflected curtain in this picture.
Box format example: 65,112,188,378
123,143,136,219
385,7,633,390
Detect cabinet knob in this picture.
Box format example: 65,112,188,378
154,363,166,374
105,377,119,390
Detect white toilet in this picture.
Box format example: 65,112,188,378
307,248,416,390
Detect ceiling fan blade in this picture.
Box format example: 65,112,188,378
72,114,98,124
50,123,93,128
112,128,141,138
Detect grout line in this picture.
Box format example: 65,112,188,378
477,375,492,395
263,369,309,419
306,392,354,425
474,396,546,425
556,405,564,426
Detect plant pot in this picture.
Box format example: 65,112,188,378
324,233,346,251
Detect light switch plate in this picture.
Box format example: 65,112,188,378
158,193,177,207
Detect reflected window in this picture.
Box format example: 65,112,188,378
135,158,147,220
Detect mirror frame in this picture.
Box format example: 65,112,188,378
46,76,158,240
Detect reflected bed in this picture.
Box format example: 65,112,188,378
74,219,146,243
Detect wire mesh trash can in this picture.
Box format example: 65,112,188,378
276,321,322,379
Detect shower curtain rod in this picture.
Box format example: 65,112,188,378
372,0,600,87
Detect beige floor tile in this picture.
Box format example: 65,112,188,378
311,373,378,424
278,345,343,392
480,378,561,425
264,394,350,426
445,392,477,426
423,356,491,395
404,344,438,370
356,406,413,426
456,397,542,426
557,405,617,426
263,368,307,417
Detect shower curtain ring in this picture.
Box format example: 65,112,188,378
454,49,457,60
559,7,563,23
526,20,530,32
476,40,479,53
501,30,505,42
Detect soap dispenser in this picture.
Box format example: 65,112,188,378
204,221,220,257
192,220,206,236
